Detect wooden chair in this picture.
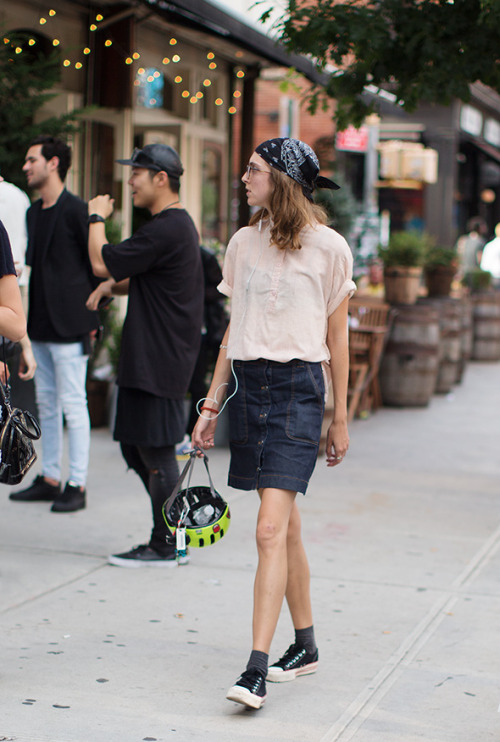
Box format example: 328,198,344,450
348,297,391,418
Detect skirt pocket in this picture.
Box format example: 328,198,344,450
285,362,325,445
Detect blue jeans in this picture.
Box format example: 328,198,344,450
31,341,90,487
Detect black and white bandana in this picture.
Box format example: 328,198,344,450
255,138,340,200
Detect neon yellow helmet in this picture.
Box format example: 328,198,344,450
162,451,230,548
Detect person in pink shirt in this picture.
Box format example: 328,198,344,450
192,138,355,709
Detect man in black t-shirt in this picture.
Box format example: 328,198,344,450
10,136,98,513
87,144,204,567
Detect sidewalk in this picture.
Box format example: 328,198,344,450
1,360,499,742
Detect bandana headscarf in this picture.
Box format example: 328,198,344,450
255,138,340,201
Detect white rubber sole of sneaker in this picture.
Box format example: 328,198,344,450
107,555,179,568
226,685,266,709
267,660,318,683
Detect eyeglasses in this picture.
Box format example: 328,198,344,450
244,164,272,178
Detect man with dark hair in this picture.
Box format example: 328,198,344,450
86,143,204,566
10,136,99,512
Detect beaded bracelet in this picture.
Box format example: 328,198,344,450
200,406,219,415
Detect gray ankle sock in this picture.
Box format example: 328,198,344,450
246,650,268,677
295,626,317,654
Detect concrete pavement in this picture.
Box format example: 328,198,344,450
1,360,499,742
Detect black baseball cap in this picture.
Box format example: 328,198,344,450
117,144,184,178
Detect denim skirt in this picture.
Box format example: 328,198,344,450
227,359,325,494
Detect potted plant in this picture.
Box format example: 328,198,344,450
424,245,458,297
378,231,428,304
462,268,492,293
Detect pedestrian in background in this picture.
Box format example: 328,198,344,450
192,138,355,709
86,144,204,567
0,170,37,381
10,136,99,512
480,223,500,288
0,219,27,381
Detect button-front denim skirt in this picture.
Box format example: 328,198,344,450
227,359,325,494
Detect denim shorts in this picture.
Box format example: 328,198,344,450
227,359,325,494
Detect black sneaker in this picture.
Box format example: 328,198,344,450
226,669,267,709
51,482,86,513
108,544,181,568
9,475,60,502
267,643,319,683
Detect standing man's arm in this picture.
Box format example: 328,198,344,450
87,195,115,277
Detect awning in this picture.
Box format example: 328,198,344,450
137,0,325,82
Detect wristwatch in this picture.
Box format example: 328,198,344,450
88,214,106,224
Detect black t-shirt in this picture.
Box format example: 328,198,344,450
102,208,204,399
0,221,16,277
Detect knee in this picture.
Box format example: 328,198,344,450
256,517,284,553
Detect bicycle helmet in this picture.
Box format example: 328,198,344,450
162,451,230,548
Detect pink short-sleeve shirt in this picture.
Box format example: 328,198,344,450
218,220,356,362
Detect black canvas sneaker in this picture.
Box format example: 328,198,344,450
108,544,184,568
226,668,267,709
9,475,60,502
267,643,319,683
51,482,86,512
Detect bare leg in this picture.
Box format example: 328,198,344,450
252,487,296,654
284,500,314,630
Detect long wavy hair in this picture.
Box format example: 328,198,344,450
248,167,328,250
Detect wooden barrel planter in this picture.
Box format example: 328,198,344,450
379,304,440,407
383,266,423,305
424,265,456,298
471,292,500,361
458,297,473,382
418,297,462,393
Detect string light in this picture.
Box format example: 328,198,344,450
12,10,242,118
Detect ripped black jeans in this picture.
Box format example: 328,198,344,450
120,443,180,554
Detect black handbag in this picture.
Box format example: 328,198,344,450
0,343,41,486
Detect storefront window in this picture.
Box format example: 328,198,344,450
135,68,164,108
202,145,222,240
